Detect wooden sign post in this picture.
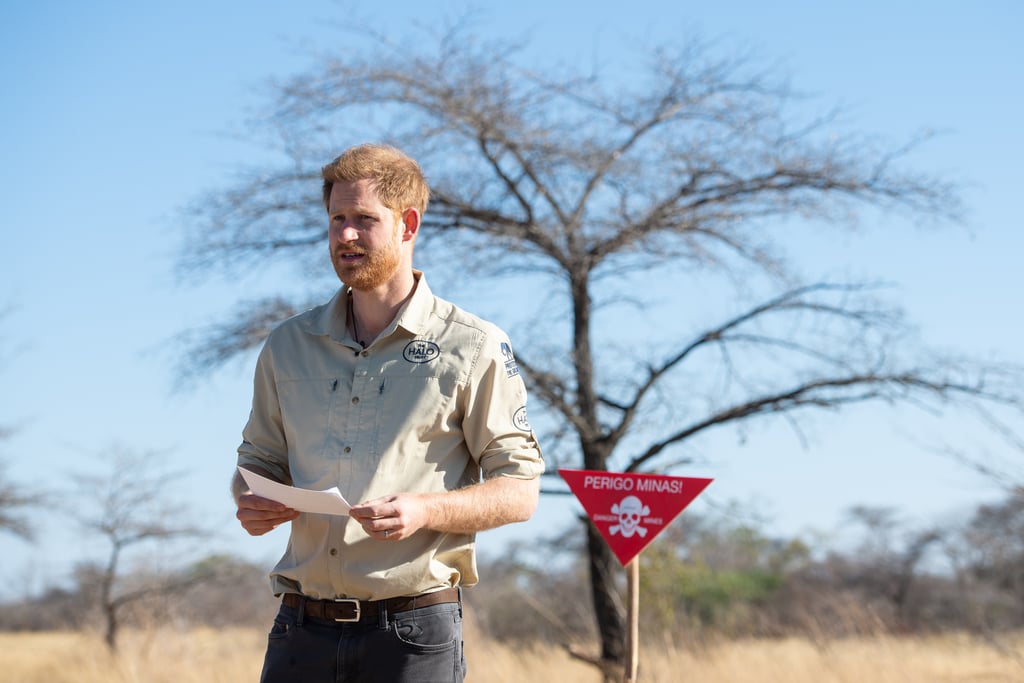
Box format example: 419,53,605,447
626,558,640,683
559,469,713,682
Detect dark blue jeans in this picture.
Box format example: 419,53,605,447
259,599,466,683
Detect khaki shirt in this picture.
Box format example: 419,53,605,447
238,274,544,600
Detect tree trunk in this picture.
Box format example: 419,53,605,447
103,605,118,652
101,542,120,651
586,520,626,677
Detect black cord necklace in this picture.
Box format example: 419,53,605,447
347,294,367,348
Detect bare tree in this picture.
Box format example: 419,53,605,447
950,488,1024,632
0,307,43,539
178,21,1022,676
68,446,209,651
841,505,944,629
0,459,43,540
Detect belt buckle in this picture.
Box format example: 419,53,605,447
332,598,361,622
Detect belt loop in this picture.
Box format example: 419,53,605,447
457,586,463,618
296,596,306,626
377,598,388,629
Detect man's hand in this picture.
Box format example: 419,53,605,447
232,467,299,536
236,491,300,536
349,494,428,541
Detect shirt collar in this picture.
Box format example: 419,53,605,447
301,270,434,343
394,271,434,336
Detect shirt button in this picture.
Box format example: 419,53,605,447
351,397,360,405
329,548,338,556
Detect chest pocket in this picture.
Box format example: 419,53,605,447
276,377,338,472
375,352,463,449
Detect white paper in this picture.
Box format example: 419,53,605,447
238,466,351,516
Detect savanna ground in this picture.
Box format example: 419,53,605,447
4,624,1023,683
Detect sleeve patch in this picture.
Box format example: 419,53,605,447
513,406,531,431
500,342,519,378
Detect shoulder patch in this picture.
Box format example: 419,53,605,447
500,342,519,378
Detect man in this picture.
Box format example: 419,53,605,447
232,143,544,683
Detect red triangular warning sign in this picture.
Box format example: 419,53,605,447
560,469,712,566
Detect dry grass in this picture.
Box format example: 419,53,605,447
1,626,1022,682
0,627,266,683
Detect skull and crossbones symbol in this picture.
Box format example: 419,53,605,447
609,495,650,538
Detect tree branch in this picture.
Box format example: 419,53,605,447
625,369,1020,473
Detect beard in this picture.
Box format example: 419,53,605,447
331,240,402,291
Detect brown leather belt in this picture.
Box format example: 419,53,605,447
282,587,460,623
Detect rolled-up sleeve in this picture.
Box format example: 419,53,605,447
461,327,545,481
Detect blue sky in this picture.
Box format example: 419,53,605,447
2,1,1022,597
